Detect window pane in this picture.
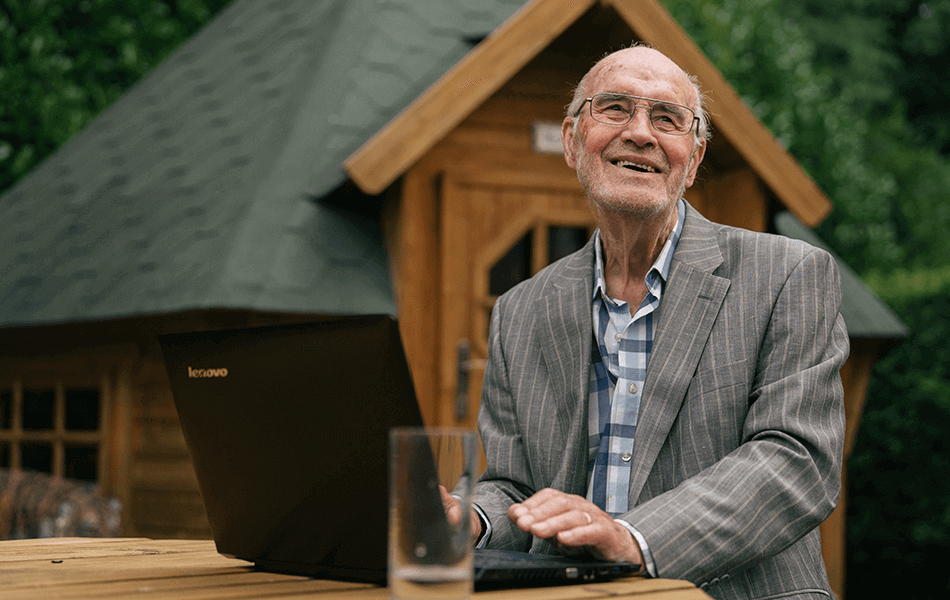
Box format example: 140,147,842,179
0,443,8,468
21,443,53,474
22,389,55,430
65,389,100,431
548,226,589,263
65,445,98,482
489,233,532,297
0,390,10,430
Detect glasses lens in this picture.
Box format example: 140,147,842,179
589,94,694,134
650,103,692,134
590,95,635,124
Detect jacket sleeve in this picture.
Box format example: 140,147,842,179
471,292,536,551
622,246,849,583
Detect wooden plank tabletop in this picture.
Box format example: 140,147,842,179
0,537,710,599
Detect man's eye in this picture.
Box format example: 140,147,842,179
655,104,685,119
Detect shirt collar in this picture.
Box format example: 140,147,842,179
592,198,686,302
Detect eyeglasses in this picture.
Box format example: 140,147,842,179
573,93,699,136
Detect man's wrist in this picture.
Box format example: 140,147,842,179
614,519,657,577
472,502,492,548
451,494,491,547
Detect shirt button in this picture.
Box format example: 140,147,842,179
614,333,622,342
628,383,638,394
621,452,632,462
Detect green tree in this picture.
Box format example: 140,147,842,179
0,0,233,195
847,280,950,598
662,0,950,275
778,0,950,274
780,0,950,154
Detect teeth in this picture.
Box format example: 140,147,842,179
614,160,658,173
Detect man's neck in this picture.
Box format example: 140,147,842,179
597,203,678,310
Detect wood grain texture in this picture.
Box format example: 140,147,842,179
0,537,710,599
344,0,595,194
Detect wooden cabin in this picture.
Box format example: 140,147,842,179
0,1,905,597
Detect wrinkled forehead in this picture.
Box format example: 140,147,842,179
585,48,699,109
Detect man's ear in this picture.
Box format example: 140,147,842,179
561,118,577,170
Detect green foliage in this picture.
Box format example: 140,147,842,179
865,116,950,271
780,0,950,153
777,0,950,273
865,264,950,303
662,0,950,275
0,0,233,194
847,285,950,598
901,2,950,154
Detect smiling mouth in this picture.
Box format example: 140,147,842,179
611,159,659,173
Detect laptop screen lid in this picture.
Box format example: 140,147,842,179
159,315,640,587
158,315,422,583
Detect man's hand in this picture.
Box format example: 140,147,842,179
439,485,482,540
508,488,644,568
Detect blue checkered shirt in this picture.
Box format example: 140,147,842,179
475,201,685,562
586,200,684,574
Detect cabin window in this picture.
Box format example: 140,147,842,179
489,233,533,296
548,226,589,263
482,223,592,341
0,381,104,482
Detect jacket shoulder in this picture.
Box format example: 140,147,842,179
710,220,837,276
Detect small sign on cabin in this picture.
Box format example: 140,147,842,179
531,120,564,155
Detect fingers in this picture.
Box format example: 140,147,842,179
557,518,640,563
440,485,463,525
508,488,601,539
507,489,643,564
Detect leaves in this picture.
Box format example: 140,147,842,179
847,284,950,597
663,0,950,275
0,0,233,194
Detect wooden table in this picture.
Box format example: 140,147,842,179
0,537,711,599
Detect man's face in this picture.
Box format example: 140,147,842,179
562,48,706,220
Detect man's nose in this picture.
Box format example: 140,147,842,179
620,106,656,143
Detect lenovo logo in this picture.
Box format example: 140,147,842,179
188,367,229,378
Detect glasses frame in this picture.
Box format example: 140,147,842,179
573,93,700,136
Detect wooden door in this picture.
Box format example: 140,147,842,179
438,175,594,431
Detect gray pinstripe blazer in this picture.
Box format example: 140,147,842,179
474,203,848,600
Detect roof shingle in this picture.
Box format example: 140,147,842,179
0,0,523,328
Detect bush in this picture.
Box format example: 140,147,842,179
0,0,234,195
847,276,950,598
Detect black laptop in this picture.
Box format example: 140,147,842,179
157,315,640,587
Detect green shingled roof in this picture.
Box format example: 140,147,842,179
0,0,523,328
774,212,907,340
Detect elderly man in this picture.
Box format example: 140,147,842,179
444,45,848,599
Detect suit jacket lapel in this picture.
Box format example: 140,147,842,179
533,239,595,497
628,205,731,503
